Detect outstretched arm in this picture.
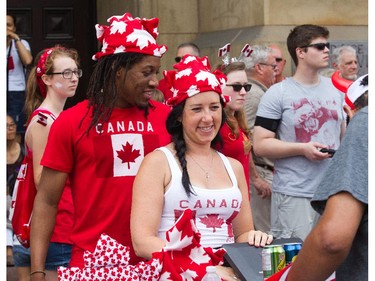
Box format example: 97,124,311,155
30,167,67,281
287,192,366,281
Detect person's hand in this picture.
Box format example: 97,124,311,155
7,29,19,40
303,142,332,161
215,265,241,280
252,176,272,198
248,230,273,247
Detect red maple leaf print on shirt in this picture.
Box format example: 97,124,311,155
116,142,141,169
200,214,224,233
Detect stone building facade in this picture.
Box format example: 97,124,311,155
96,0,368,76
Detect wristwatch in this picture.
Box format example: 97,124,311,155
14,38,21,42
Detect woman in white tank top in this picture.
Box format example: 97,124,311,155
131,55,273,281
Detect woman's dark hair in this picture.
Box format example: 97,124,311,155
166,98,226,196
80,52,150,137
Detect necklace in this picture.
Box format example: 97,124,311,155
188,151,214,180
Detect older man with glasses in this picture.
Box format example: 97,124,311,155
253,24,346,242
240,44,277,234
331,45,359,81
269,44,287,83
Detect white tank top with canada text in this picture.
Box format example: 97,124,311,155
157,147,242,248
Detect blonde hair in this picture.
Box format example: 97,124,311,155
219,61,250,138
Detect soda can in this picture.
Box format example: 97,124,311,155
283,243,302,265
262,245,286,279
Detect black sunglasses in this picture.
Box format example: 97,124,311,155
226,83,252,92
299,42,330,51
175,56,182,63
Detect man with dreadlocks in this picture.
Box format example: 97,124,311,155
30,13,171,277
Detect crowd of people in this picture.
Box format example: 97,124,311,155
6,10,367,281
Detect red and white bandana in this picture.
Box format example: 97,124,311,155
164,55,228,107
36,48,54,98
92,13,168,61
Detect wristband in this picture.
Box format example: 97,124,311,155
30,270,46,276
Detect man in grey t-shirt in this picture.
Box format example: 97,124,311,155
287,75,368,280
253,24,346,240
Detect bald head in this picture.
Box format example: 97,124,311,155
269,44,286,82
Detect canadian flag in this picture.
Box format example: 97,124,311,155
241,44,253,58
218,43,231,57
93,133,160,177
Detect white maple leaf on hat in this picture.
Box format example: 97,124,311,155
189,246,211,264
127,28,156,50
176,68,193,79
154,46,167,57
153,27,159,36
114,45,125,54
107,14,126,22
101,39,109,54
201,57,209,67
187,85,199,97
196,71,220,87
171,87,179,98
95,24,105,40
183,56,197,64
180,269,198,281
164,226,193,251
110,20,127,34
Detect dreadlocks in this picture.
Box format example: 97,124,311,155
79,52,146,137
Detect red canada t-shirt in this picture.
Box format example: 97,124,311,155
41,100,171,267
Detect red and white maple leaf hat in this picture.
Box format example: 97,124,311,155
164,55,229,107
331,70,368,110
92,13,168,61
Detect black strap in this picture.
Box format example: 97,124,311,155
254,116,280,133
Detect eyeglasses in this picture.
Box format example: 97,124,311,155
299,42,330,51
48,69,83,79
226,83,252,92
259,63,277,70
7,123,16,129
275,58,284,63
175,56,182,63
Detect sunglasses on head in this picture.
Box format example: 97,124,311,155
299,42,330,51
175,56,182,63
226,83,252,92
